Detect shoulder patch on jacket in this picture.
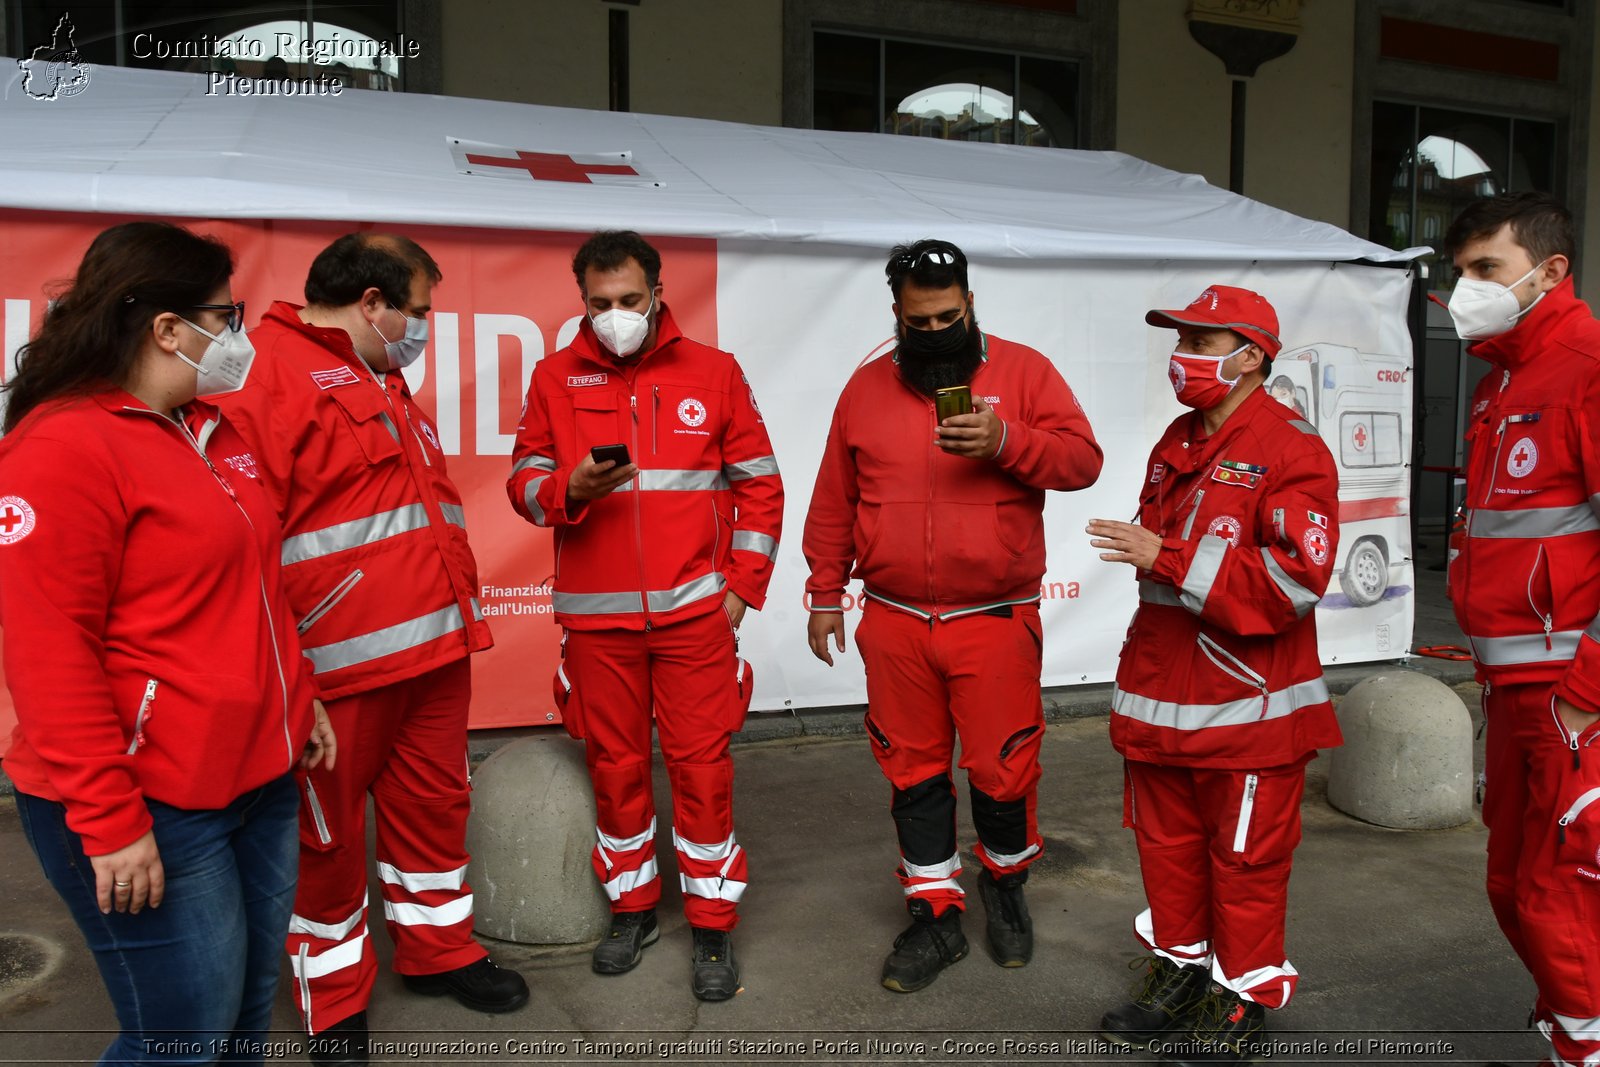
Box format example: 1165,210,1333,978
0,496,36,544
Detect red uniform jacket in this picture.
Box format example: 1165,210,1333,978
1449,278,1600,711
220,302,491,701
803,333,1102,620
508,305,783,630
1111,386,1343,768
0,391,317,854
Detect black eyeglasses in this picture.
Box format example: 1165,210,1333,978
189,301,246,332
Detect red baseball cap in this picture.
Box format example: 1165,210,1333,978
1146,285,1282,358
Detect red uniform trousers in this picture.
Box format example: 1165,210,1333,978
561,609,749,932
1124,758,1306,1009
856,600,1047,915
285,660,482,1034
1482,682,1600,1067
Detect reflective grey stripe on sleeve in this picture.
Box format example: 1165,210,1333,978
1466,505,1600,539
1111,677,1330,731
1289,419,1317,435
1261,548,1320,617
512,454,557,476
613,469,730,493
1138,580,1184,608
303,604,467,675
647,571,726,613
439,503,467,529
1179,537,1228,613
281,504,429,565
732,530,778,560
1468,630,1583,666
724,455,779,481
523,476,549,525
469,598,484,622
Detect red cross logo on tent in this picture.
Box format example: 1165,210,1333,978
1352,423,1369,451
449,138,660,187
0,495,37,545
464,150,637,184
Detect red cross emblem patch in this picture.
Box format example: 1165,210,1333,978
1207,515,1242,547
0,495,37,545
1507,437,1538,479
677,397,707,428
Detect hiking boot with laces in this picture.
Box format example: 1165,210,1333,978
1160,983,1266,1065
975,870,1033,967
591,910,659,975
1100,955,1211,1048
880,899,969,993
690,927,740,1001
401,957,530,1013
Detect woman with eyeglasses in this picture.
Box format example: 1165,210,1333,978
0,220,334,1064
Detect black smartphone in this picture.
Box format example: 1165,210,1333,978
935,385,972,423
590,443,631,467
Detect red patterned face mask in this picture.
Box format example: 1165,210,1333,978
1168,343,1247,409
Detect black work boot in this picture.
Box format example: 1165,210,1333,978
1161,983,1266,1065
880,898,969,993
591,909,660,974
400,955,530,1013
975,870,1033,967
308,1010,368,1067
690,927,740,1001
1100,955,1211,1048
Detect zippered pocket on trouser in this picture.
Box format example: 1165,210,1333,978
1232,773,1259,853
552,629,583,740
301,777,335,849
1552,707,1600,883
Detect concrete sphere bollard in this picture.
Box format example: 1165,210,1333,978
466,735,610,944
1327,671,1474,829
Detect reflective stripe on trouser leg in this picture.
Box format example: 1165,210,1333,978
287,896,373,1035
370,659,484,977
591,761,660,912
969,782,1041,879
668,760,744,931
891,773,964,914
1126,761,1214,968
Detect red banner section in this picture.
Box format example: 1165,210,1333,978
0,209,717,747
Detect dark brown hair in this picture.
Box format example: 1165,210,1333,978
1444,191,1574,264
572,230,662,290
304,232,441,310
3,221,234,433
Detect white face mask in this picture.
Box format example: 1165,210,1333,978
177,317,255,398
590,294,655,359
371,306,429,369
1447,259,1549,340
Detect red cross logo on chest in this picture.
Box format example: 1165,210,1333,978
1514,444,1530,467
0,506,23,534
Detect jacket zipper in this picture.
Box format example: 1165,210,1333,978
1550,699,1585,771
304,779,333,845
629,393,651,628
175,417,297,766
926,399,937,608
1558,787,1600,845
652,385,660,455
1197,633,1271,716
404,408,432,467
297,568,365,635
1526,545,1553,650
126,679,159,754
1181,488,1207,540
1232,773,1259,853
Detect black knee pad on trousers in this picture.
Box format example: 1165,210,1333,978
970,782,1029,871
892,773,957,866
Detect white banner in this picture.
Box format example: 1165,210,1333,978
718,245,1416,711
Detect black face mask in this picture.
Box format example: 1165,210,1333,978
896,310,983,397
898,316,969,361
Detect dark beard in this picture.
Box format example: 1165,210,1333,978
896,316,984,398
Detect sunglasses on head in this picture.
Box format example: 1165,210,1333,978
892,244,965,272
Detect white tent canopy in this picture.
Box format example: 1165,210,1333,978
0,62,1423,263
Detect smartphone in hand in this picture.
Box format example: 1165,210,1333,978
935,386,972,423
590,443,631,467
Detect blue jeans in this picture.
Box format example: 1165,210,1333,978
16,774,299,1066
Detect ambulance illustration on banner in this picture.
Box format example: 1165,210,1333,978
1267,344,1411,609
